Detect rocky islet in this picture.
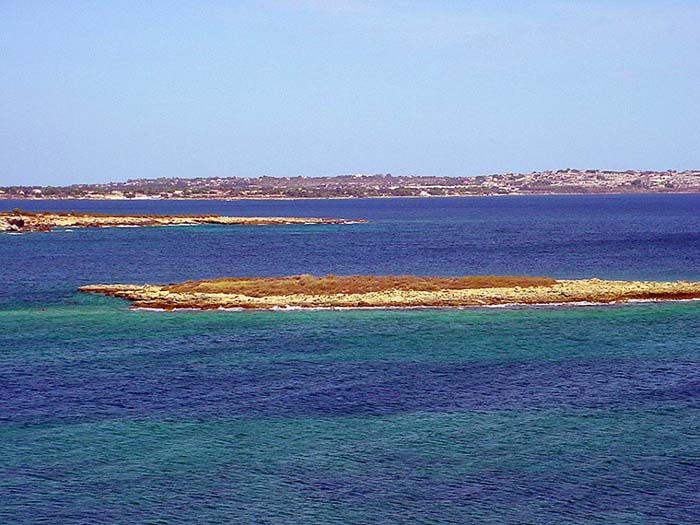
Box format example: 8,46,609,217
79,275,700,310
0,210,365,233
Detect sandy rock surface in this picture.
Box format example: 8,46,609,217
0,211,364,232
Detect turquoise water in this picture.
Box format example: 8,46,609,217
3,300,700,523
2,196,700,523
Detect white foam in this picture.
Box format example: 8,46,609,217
128,297,700,313
627,297,700,303
479,300,613,309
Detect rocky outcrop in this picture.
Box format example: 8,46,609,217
79,275,700,310
0,211,365,233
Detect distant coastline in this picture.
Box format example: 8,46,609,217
6,192,700,202
4,169,700,200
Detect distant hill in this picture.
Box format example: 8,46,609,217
3,170,700,199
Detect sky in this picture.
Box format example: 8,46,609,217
1,1,699,186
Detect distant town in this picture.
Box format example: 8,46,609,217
3,169,700,200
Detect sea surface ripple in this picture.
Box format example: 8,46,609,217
2,196,700,524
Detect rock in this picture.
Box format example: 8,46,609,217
78,276,700,310
1,211,366,233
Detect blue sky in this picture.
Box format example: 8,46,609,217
2,1,699,185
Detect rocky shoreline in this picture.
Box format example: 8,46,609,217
0,211,364,233
78,275,700,310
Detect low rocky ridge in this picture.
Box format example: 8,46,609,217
79,275,700,309
0,211,364,232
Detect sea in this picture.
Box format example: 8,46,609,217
2,195,700,524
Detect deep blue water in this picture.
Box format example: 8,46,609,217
2,196,700,523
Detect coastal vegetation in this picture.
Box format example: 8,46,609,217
166,275,558,297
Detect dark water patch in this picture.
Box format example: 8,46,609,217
3,357,700,425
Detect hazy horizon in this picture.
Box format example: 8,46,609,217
3,1,699,186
